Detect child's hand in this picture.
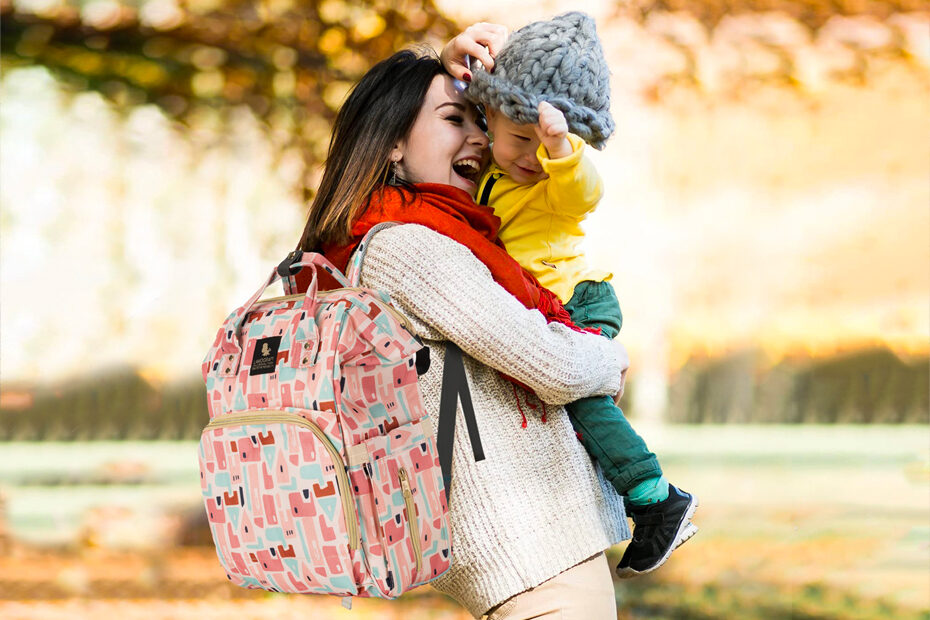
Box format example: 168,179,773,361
441,23,509,82
534,101,573,159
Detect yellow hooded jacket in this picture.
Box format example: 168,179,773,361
477,133,612,304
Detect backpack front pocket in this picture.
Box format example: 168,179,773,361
199,409,359,595
348,418,450,597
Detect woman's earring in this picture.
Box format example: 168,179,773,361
390,161,398,186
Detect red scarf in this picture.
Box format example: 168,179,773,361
297,183,597,425
321,183,584,331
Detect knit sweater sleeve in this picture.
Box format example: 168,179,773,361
356,224,623,405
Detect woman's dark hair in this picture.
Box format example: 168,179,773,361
298,47,445,251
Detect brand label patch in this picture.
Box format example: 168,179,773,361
249,336,282,376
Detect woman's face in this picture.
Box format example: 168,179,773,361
393,75,489,195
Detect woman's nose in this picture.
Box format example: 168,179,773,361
468,125,489,148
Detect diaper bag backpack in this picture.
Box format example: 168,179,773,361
198,224,484,600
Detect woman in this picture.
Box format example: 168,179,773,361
297,46,630,619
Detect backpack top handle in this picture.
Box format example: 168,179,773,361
213,253,345,377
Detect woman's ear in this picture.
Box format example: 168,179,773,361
389,145,406,183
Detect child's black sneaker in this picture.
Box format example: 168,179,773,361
615,484,698,579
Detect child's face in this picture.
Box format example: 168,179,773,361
486,109,548,185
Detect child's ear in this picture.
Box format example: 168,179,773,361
483,108,496,139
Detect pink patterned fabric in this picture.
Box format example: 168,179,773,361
199,251,451,598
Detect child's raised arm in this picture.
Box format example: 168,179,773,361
535,101,604,215
440,23,509,82
535,101,573,159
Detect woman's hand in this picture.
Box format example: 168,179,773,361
612,339,630,404
440,23,509,82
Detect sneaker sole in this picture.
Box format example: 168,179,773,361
615,495,699,579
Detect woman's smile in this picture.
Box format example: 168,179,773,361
452,156,483,187
394,75,489,195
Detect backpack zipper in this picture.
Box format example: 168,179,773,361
257,288,416,334
397,467,422,575
204,410,360,550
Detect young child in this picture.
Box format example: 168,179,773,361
443,12,698,577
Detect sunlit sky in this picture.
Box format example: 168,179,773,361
1,7,928,421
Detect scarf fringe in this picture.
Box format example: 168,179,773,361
511,384,549,428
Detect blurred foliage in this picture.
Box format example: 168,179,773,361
625,0,928,29
1,348,926,440
0,369,208,440
614,578,930,620
0,371,626,440
0,547,925,619
668,347,930,424
0,0,459,197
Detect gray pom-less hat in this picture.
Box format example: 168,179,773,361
466,12,614,149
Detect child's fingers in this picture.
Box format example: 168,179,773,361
544,124,567,139
548,122,568,137
538,101,564,119
537,102,567,136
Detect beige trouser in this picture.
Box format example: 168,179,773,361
481,553,616,620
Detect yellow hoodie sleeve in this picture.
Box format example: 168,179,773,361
538,133,604,217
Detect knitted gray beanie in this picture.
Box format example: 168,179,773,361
466,12,614,149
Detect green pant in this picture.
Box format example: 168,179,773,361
564,280,662,493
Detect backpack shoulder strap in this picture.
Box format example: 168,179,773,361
345,220,486,496
346,221,400,286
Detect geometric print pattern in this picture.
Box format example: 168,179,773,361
199,253,451,598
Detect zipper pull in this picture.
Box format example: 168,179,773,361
398,467,412,497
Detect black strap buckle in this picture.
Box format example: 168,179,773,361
276,250,303,278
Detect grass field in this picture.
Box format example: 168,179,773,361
1,425,927,619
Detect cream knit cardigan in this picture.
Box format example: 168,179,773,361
357,224,630,618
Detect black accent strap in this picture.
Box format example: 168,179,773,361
477,173,503,207
437,342,485,495
415,346,431,376
276,250,303,277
